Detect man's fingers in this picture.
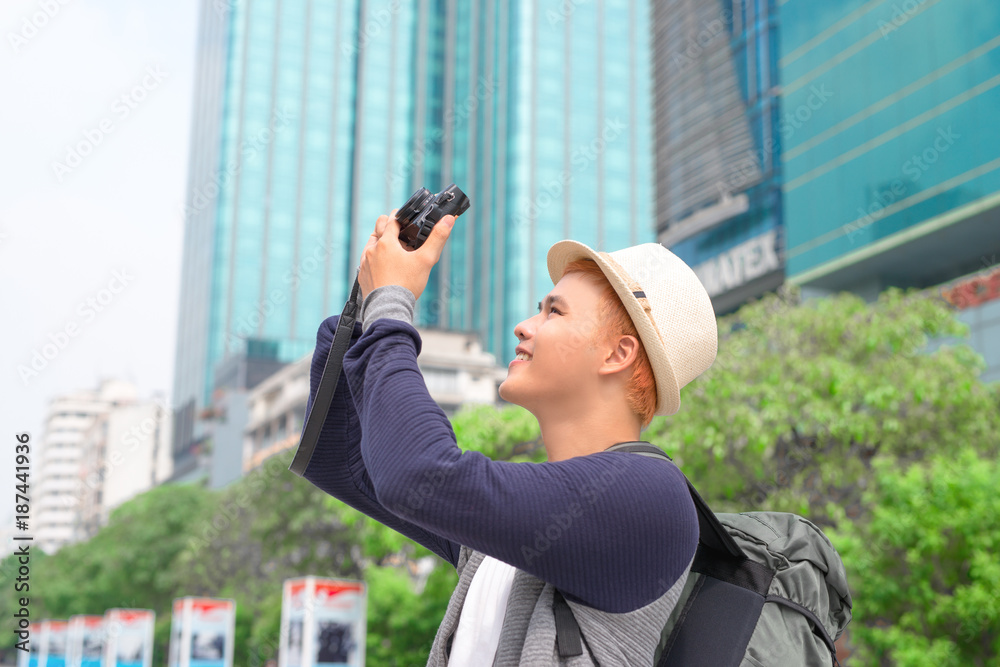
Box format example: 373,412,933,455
382,215,405,248
374,214,390,238
422,215,454,263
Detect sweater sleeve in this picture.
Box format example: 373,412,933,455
297,312,461,567
359,284,415,333
344,318,700,614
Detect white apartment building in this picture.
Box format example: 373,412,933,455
35,379,137,554
36,380,173,553
78,399,174,538
243,326,507,473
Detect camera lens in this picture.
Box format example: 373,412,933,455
396,187,433,226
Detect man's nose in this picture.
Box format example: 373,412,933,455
514,315,536,341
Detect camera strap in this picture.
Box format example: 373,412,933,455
288,273,362,476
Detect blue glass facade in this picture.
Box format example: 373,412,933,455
423,0,656,369
780,0,1000,281
652,0,783,312
173,0,656,411
175,0,400,411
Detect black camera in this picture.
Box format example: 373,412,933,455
395,183,471,249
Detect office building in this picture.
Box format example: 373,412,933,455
35,380,137,554
652,0,783,314
78,400,173,539
421,0,657,366
173,0,657,468
780,0,1000,378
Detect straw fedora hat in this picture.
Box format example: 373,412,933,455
547,241,718,416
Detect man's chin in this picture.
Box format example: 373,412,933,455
497,379,523,406
500,381,544,414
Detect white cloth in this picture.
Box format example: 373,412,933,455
447,555,519,666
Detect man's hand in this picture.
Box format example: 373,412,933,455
358,209,456,302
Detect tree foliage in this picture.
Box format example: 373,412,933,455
644,286,1000,664
828,450,1000,665
646,286,999,523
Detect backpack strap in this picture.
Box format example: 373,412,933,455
552,441,750,665
602,443,840,667
552,589,584,658
765,595,839,665
604,442,747,561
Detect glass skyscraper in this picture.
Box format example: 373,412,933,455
780,0,1000,292
172,0,656,433
652,0,783,314
423,0,656,370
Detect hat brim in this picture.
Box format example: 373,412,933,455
547,240,681,416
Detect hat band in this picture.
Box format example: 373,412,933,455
598,252,666,347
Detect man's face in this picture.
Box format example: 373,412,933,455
498,272,610,412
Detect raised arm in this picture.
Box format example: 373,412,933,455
297,311,460,567
344,307,699,614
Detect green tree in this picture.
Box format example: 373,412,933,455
28,483,215,663
645,286,1000,521
828,450,1000,666
363,563,458,666
642,285,1000,664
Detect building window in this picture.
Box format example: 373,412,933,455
423,368,459,396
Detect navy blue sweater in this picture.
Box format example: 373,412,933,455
299,313,698,614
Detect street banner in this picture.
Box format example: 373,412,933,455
279,577,366,667
44,620,68,667
67,616,104,667
102,610,154,667
167,597,236,667
22,622,40,667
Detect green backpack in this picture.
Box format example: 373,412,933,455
553,442,853,666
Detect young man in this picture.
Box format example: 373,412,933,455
299,211,719,665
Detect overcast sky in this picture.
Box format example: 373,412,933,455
1,0,200,525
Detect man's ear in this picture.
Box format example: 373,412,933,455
599,334,640,376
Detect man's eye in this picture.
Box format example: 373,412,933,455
537,302,561,316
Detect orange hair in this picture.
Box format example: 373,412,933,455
560,259,658,429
